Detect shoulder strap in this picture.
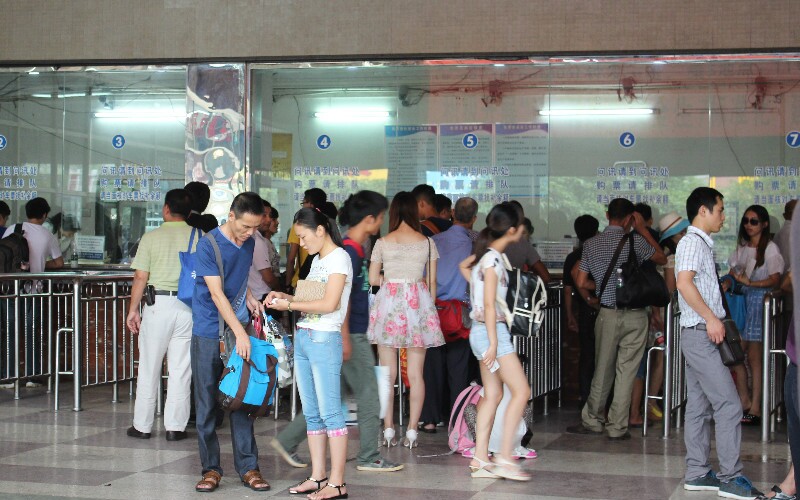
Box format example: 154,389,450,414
205,232,226,340
14,223,23,235
187,227,198,252
342,238,365,258
598,233,630,301
421,219,440,235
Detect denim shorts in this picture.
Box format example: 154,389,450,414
469,321,515,360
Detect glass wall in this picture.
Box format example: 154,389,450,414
250,56,800,267
0,66,187,264
2,56,800,269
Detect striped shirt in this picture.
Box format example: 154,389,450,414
675,226,726,327
579,225,655,307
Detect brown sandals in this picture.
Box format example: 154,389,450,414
195,470,221,493
242,469,271,491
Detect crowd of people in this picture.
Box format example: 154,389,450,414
1,181,798,500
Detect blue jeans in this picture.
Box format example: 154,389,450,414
191,335,260,478
294,328,347,436
785,362,800,493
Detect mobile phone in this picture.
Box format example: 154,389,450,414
144,285,156,306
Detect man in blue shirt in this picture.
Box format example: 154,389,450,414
191,192,270,493
420,197,478,432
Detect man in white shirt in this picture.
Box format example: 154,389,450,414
676,187,761,499
2,197,63,386
3,197,64,273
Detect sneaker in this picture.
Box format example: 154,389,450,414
269,438,308,468
0,382,14,389
511,446,538,459
719,476,763,500
684,470,720,491
356,458,404,472
25,380,42,388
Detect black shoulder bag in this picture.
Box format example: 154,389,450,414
616,233,670,309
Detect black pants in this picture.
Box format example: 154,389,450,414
577,301,599,405
420,338,474,425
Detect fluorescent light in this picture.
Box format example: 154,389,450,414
313,109,392,121
539,108,656,116
93,109,186,120
57,92,86,98
31,93,52,98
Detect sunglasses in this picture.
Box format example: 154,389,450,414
741,217,762,226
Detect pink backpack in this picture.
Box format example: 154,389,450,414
448,383,482,453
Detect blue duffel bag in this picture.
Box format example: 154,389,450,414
217,337,279,419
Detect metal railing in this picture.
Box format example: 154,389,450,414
761,290,788,442
642,291,687,438
0,271,135,412
514,283,563,415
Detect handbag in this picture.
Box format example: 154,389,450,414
177,227,200,307
436,298,471,343
217,334,280,418
615,234,670,309
719,318,745,367
294,279,327,302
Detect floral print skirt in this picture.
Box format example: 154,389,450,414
367,280,444,348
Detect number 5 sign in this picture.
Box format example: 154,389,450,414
787,131,800,148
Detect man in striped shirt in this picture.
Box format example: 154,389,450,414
676,187,760,499
567,198,666,440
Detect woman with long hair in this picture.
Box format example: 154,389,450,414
458,202,532,481
727,204,784,426
265,207,353,500
367,191,444,449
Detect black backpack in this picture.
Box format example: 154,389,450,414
0,224,31,273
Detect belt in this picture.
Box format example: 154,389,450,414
599,304,645,311
154,290,179,296
686,323,707,331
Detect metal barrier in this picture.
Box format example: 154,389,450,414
514,283,563,415
0,271,135,412
761,290,788,442
642,291,687,438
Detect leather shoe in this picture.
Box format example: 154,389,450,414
165,431,188,442
607,431,631,441
126,426,151,439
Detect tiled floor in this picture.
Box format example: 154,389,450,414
0,384,792,499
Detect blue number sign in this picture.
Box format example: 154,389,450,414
317,135,331,150
112,135,125,149
0,134,6,150
463,133,478,149
619,132,635,148
787,131,800,149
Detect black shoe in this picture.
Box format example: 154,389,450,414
165,431,188,442
417,424,437,434
607,431,631,441
126,426,151,439
565,424,602,435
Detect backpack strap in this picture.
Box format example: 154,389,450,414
14,223,24,236
420,219,440,235
252,354,279,419
342,238,364,258
597,233,630,304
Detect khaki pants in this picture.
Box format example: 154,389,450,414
580,307,648,436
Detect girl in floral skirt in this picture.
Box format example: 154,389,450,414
367,191,445,449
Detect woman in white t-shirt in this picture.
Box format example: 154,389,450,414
458,202,531,482
265,208,353,500
726,204,784,426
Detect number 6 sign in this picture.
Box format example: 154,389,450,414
619,132,635,148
